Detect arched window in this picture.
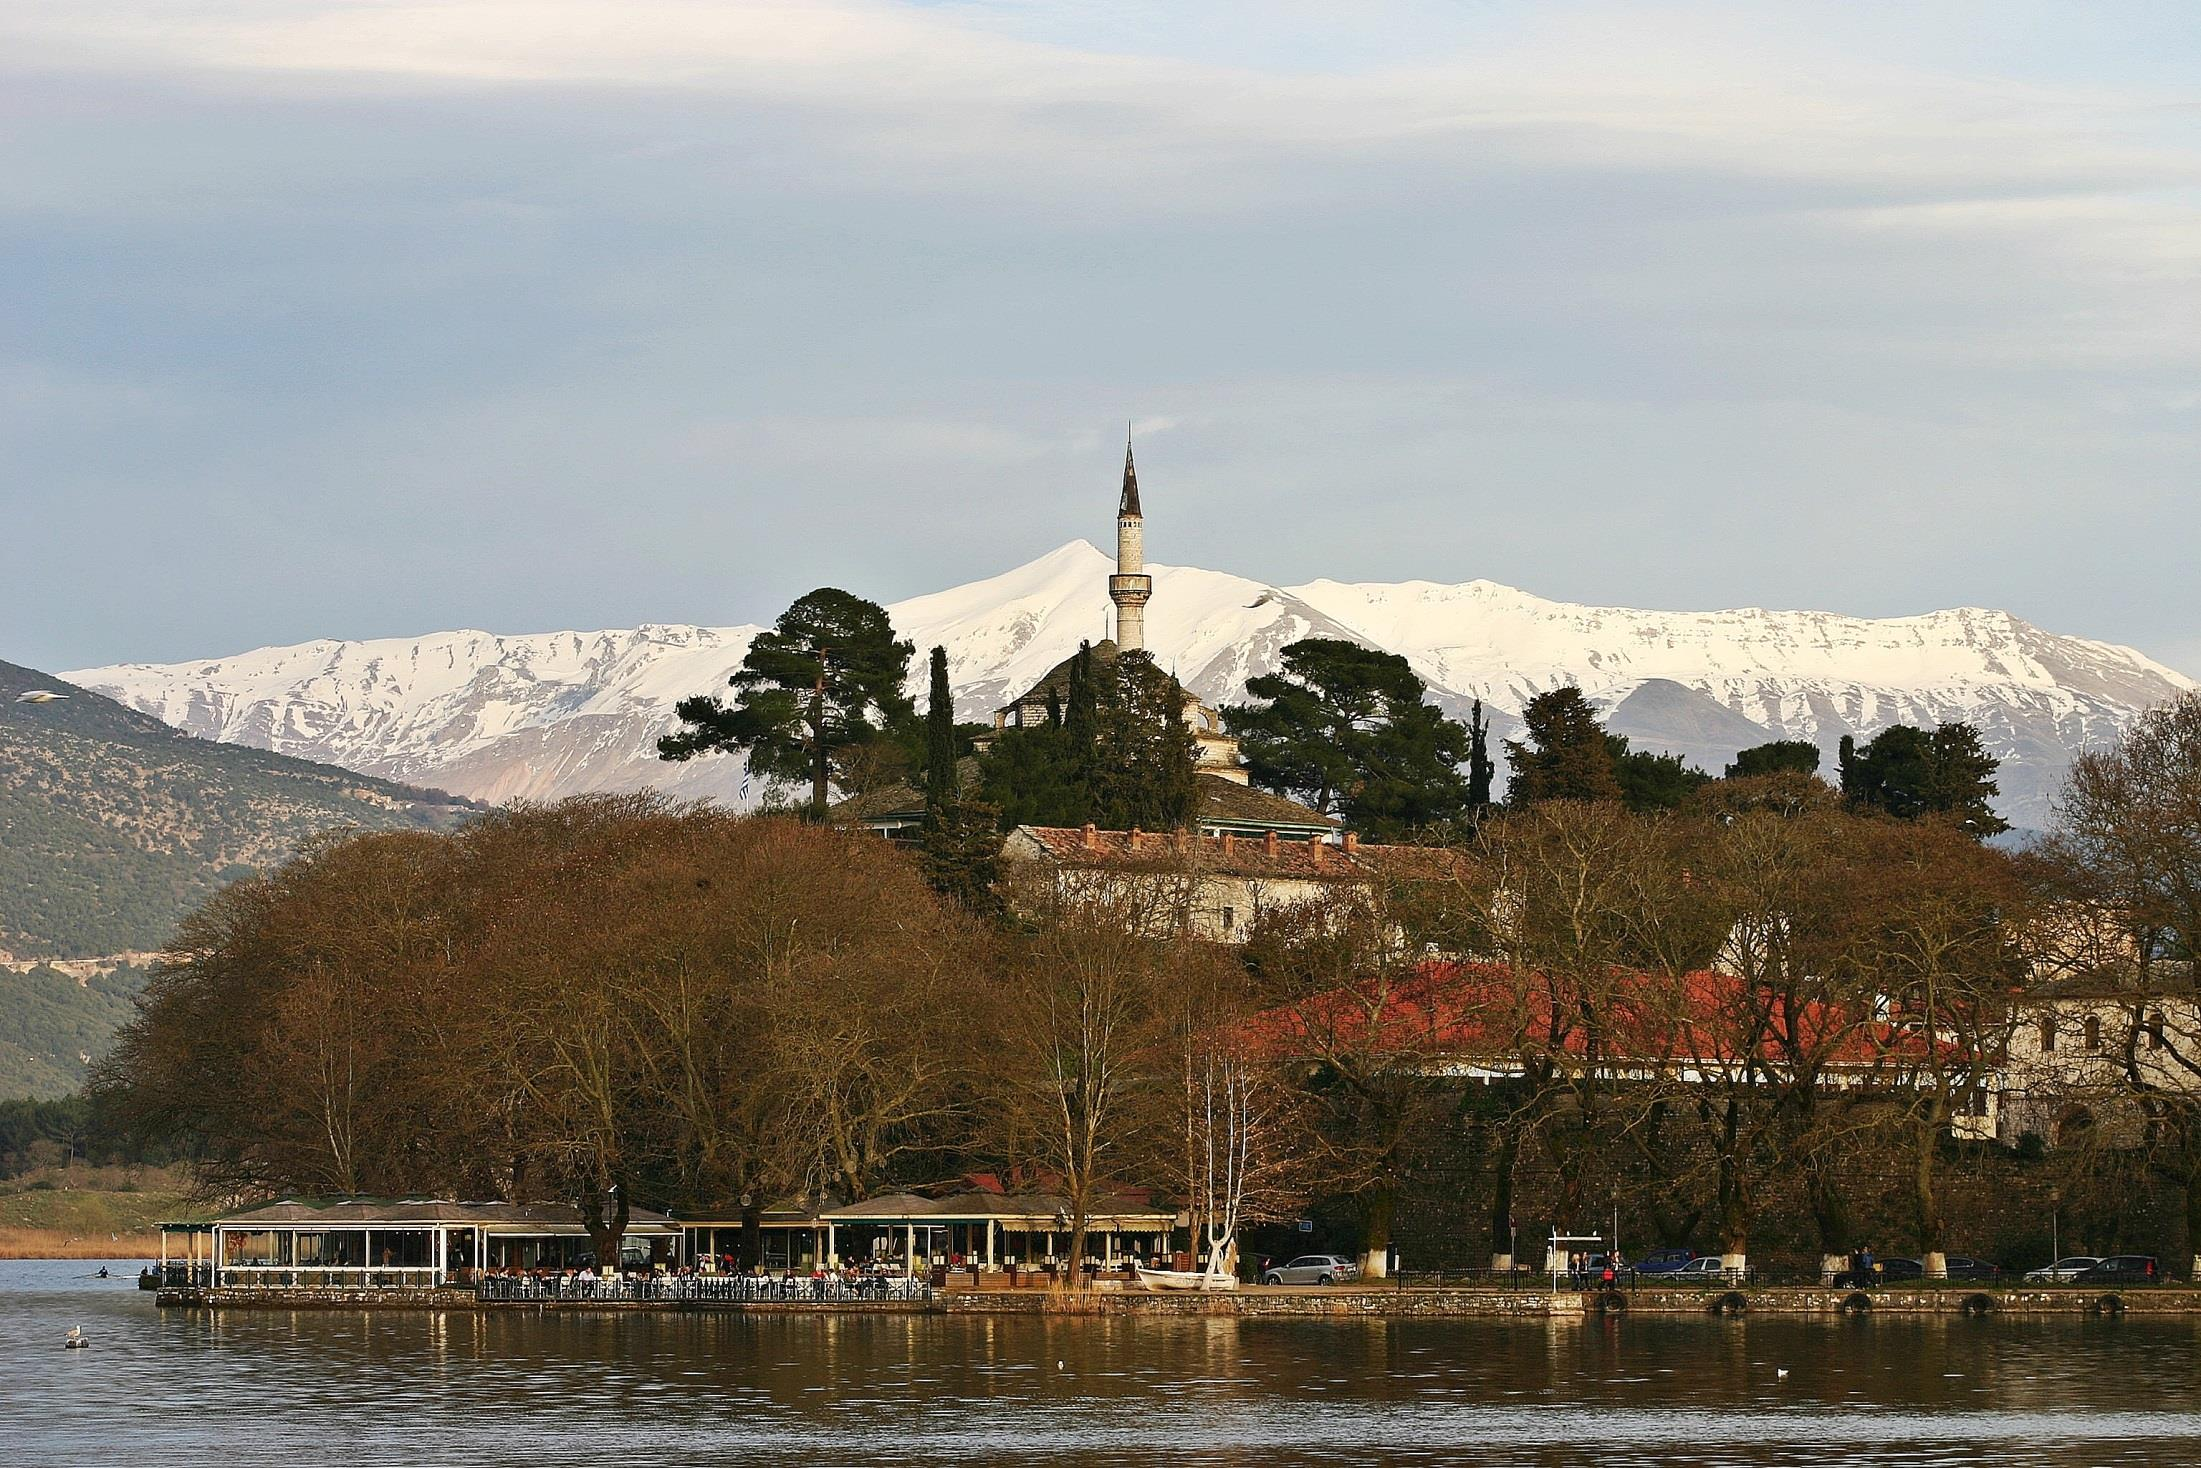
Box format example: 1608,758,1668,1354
2148,1012,2167,1050
2083,1015,2102,1052
2039,1016,2056,1053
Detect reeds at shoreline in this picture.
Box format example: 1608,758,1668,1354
0,1228,159,1259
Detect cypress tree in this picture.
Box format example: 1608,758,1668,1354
923,645,956,819
1466,698,1496,811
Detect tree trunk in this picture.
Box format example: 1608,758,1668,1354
1488,1128,1520,1271
1803,1148,1850,1256
1715,1098,1750,1274
740,1199,763,1270
1358,1180,1395,1279
1064,1215,1090,1290
809,669,830,818
580,1182,630,1273
1912,1112,1945,1267
2184,1149,2201,1284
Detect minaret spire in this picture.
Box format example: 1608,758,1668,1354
1108,422,1152,652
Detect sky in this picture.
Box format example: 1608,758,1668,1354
4,1,2198,677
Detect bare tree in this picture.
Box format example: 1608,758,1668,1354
2041,692,2201,1271
988,866,1180,1287
1835,817,2030,1277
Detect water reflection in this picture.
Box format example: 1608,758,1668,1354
5,1261,2198,1466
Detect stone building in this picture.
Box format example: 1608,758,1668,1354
1000,823,1460,943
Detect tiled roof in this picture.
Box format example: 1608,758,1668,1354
825,756,981,825
1196,774,1336,831
214,1197,679,1229
819,1190,1172,1224
1011,823,1464,882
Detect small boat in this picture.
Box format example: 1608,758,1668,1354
1134,1265,1238,1293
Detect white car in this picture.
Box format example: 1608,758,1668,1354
1262,1254,1359,1286
2023,1256,2103,1283
1672,1257,1741,1281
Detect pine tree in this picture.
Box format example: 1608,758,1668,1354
1606,733,1711,812
1502,686,1622,806
1221,637,1473,839
659,588,914,817
1838,722,2008,837
1726,740,1822,780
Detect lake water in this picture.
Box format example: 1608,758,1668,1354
6,1259,2200,1466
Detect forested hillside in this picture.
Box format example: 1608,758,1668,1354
0,659,476,962
0,964,148,1098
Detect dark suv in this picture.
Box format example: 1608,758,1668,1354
1833,1256,1999,1286
2074,1255,2160,1286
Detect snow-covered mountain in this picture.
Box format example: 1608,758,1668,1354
66,541,2195,829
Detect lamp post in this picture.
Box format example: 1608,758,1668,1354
2049,1187,2061,1263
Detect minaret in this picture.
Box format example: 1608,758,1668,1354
1108,427,1151,652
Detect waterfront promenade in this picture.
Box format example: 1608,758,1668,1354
155,1277,2201,1318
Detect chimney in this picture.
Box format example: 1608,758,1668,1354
1081,822,1098,851
1309,836,1326,868
1222,832,1236,857
1129,826,1144,850
1263,830,1279,857
1343,832,1359,854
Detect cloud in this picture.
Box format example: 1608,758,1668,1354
2,1,2196,673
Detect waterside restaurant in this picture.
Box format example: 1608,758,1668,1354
684,1191,1183,1277
169,1199,683,1289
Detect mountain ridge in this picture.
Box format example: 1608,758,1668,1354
62,542,2197,830
0,659,477,960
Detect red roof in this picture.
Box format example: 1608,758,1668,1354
1252,960,1957,1072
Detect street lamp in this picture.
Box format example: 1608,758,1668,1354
2049,1187,2061,1263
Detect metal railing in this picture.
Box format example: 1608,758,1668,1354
476,1273,936,1304
215,1266,443,1289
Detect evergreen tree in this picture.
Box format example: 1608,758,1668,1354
923,646,957,816
1064,641,1100,794
917,644,1005,915
1726,740,1822,780
1606,734,1711,812
1503,686,1623,806
976,722,1085,828
1092,651,1200,829
659,588,914,817
1222,637,1473,837
1466,698,1497,812
919,796,1006,920
1838,722,2008,837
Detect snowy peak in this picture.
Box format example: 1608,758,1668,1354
62,543,2195,829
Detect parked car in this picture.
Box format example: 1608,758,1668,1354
1261,1254,1359,1286
2073,1255,2160,1286
1832,1257,1920,1287
2024,1256,2104,1283
1941,1256,2003,1281
1632,1248,1697,1276
1672,1256,1741,1282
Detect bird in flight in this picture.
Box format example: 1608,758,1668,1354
15,690,70,703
